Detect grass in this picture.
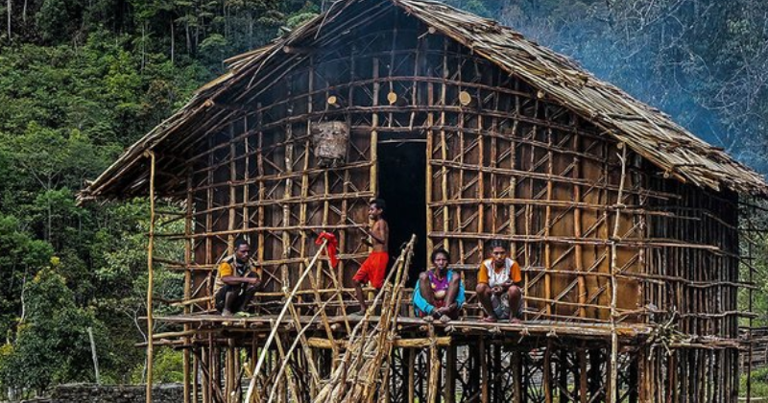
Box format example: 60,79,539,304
742,367,768,399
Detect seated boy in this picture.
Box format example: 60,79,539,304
413,249,465,323
214,239,262,316
475,240,523,323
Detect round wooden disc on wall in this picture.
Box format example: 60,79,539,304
387,91,398,105
459,91,472,106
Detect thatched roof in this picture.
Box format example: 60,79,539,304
80,0,768,200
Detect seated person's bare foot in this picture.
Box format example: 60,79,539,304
422,315,435,323
221,309,233,317
439,314,452,324
509,316,522,324
481,315,497,323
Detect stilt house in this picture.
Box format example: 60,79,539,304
81,0,768,401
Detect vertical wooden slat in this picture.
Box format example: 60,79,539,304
281,89,294,290
543,107,553,317
513,350,522,403
256,104,265,271
426,71,435,257
477,105,484,270
543,340,552,403
579,348,587,403
440,37,449,252
183,168,193,403
228,124,237,252
480,339,488,403
408,350,416,403
371,58,379,197
445,344,456,403
573,122,586,319
145,151,156,403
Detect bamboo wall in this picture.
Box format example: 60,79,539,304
178,6,741,331
166,5,748,401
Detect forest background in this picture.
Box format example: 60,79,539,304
2,0,768,399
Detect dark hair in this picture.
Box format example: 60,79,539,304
488,239,507,251
430,248,451,263
370,198,386,211
235,239,249,250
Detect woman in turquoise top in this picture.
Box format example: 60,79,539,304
413,249,465,323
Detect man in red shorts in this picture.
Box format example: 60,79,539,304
353,198,389,314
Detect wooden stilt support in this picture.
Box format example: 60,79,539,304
445,344,456,403
609,144,627,403
145,150,156,403
244,240,329,403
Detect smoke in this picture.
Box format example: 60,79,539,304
446,0,768,174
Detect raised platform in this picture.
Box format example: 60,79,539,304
154,314,653,341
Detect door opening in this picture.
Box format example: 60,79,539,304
378,140,427,287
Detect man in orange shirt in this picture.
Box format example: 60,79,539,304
475,240,523,323
214,239,262,316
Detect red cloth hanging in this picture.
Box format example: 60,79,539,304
316,232,339,268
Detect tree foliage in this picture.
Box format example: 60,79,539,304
494,0,768,171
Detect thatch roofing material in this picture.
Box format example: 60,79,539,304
80,0,768,200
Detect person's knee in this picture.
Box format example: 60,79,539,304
475,283,489,295
508,285,521,299
418,272,429,285
245,284,259,293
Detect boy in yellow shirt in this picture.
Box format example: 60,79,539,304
214,240,262,316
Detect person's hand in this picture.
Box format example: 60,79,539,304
436,306,450,315
492,286,502,295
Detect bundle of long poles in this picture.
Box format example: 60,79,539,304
313,234,416,403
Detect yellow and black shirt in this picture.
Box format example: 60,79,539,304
213,256,258,293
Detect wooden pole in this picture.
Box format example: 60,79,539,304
266,292,342,403
145,150,156,403
244,240,328,403
183,170,193,403
480,338,488,403
88,326,100,384
426,325,439,403
445,345,456,403
609,143,627,403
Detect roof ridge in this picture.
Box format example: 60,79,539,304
81,0,768,200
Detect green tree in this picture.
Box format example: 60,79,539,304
0,266,112,397
0,214,52,339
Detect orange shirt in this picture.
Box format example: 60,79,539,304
477,258,521,286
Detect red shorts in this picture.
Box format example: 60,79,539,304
353,251,389,289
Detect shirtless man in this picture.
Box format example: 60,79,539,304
352,198,389,313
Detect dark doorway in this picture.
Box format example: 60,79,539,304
378,139,427,287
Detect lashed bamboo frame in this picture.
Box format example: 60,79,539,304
131,5,761,402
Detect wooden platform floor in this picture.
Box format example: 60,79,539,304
154,314,652,341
